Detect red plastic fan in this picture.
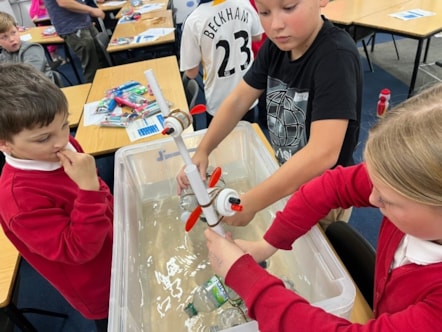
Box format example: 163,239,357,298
185,167,222,232
190,104,206,115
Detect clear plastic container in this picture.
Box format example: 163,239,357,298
109,122,356,331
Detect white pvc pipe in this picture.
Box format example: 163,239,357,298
186,165,225,236
144,69,225,236
144,69,170,117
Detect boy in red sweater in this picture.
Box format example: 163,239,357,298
205,82,442,331
0,63,112,332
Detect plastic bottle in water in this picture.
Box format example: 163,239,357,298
217,307,248,329
184,275,242,318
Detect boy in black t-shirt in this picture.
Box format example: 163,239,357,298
177,0,362,229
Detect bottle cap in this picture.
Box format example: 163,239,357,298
184,303,198,317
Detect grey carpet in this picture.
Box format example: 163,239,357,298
362,34,442,94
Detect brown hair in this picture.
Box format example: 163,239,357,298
0,12,17,34
0,63,68,142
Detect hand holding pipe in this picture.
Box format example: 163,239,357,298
144,69,226,236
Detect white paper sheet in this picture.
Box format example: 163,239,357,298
102,1,126,6
126,113,165,141
389,9,435,21
134,27,175,43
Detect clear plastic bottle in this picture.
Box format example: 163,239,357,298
217,307,248,329
184,275,242,318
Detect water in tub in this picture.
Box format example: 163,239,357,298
137,179,307,331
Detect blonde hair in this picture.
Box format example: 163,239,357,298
0,12,16,33
364,83,442,206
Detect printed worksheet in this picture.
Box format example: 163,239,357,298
390,8,435,20
134,28,175,44
126,113,165,141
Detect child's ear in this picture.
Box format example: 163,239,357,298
0,140,12,154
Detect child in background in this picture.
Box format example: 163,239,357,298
249,0,266,57
0,12,54,81
177,0,362,228
179,0,263,125
0,63,112,332
205,82,442,331
28,0,63,64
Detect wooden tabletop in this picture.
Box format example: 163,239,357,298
115,0,170,18
97,0,128,12
19,26,63,45
353,0,442,38
32,15,51,24
252,123,373,324
61,83,92,128
107,9,174,53
0,227,19,308
75,55,188,155
322,0,412,25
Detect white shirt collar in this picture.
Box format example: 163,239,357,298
3,142,75,172
393,234,442,268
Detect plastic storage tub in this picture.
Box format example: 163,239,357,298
109,122,355,331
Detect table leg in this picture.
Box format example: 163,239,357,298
2,303,37,332
423,37,431,63
408,39,424,97
63,44,83,84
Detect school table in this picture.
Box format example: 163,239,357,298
61,83,92,128
321,0,412,26
19,26,82,84
32,15,51,25
97,0,128,12
107,9,175,56
114,0,171,19
353,0,442,96
74,55,188,156
0,227,19,312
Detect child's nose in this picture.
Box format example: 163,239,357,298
271,14,285,30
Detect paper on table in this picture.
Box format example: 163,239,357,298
102,1,126,6
126,113,165,142
134,27,175,43
137,3,164,14
389,8,435,21
118,16,138,24
20,34,32,41
83,101,123,126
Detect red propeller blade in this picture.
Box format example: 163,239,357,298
185,167,222,232
208,167,222,187
185,206,202,232
190,104,206,115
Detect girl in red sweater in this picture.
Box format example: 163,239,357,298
205,82,442,331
